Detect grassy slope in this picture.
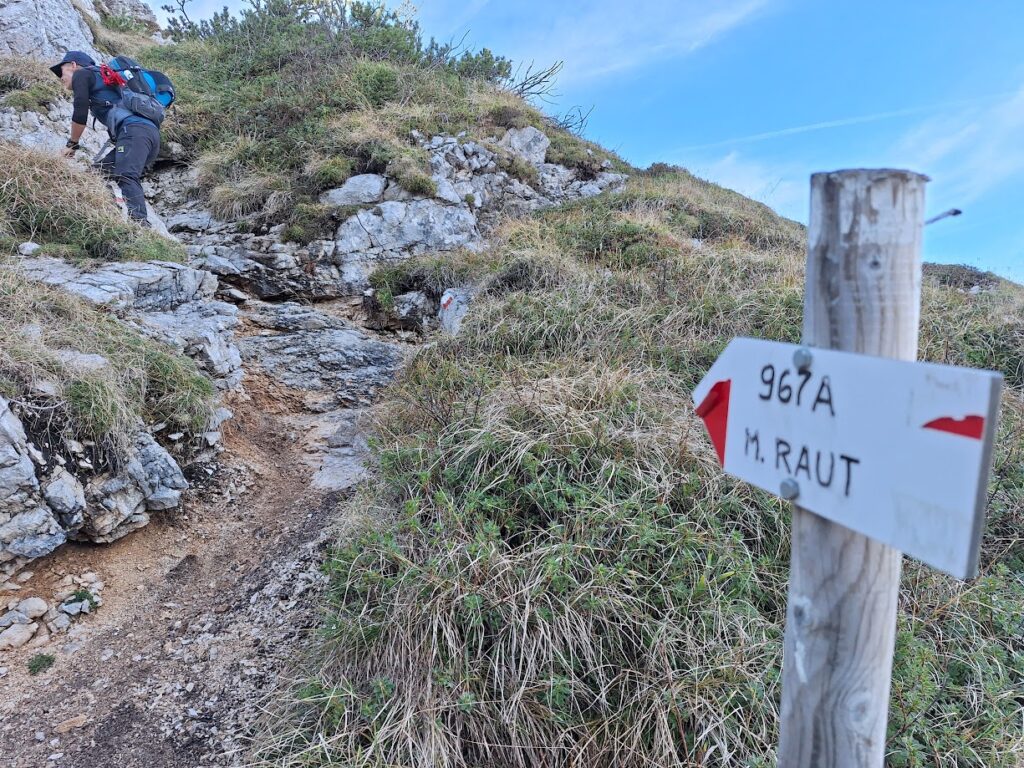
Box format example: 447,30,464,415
255,170,1024,767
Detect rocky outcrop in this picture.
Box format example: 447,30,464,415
165,127,626,303
80,432,187,542
0,0,100,59
0,0,157,60
240,301,405,411
0,100,107,154
0,399,65,572
18,256,243,390
0,391,195,575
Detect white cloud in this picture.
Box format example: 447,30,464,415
495,0,771,87
893,84,1024,206
691,151,807,221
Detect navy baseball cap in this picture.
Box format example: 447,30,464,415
49,51,96,78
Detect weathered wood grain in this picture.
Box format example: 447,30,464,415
778,169,928,767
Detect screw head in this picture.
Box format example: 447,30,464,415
780,478,800,501
793,347,813,371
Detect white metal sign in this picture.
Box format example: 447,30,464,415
692,338,1002,578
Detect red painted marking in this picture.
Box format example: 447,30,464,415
695,379,731,465
441,296,453,309
923,415,985,440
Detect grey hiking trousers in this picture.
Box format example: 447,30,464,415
96,121,160,223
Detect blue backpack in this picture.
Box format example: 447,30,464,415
105,55,176,108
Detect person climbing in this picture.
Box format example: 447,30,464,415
50,50,161,227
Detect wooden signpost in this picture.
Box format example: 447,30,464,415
692,170,1003,766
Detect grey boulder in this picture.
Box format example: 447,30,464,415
319,174,387,207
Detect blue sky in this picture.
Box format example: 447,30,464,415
160,1,1024,280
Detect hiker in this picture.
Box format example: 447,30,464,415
50,50,161,227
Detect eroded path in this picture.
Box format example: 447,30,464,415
0,302,411,767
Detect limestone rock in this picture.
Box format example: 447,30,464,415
319,174,387,206
135,300,243,390
0,610,29,628
0,0,99,59
17,242,40,257
240,302,404,410
0,621,37,650
92,0,157,27
0,100,107,155
43,469,86,530
0,398,66,575
393,291,435,330
80,433,188,543
17,597,48,619
499,126,550,164
439,288,473,335
19,257,216,311
334,200,481,255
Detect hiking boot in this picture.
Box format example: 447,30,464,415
133,217,153,230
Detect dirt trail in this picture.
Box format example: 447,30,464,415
0,374,353,767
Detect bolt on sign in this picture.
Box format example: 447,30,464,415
693,337,1002,579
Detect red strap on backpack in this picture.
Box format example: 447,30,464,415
99,64,127,88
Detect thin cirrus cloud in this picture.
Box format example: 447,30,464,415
675,91,1022,153
894,84,1024,206
446,0,772,87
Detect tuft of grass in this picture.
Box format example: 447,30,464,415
0,141,184,262
282,203,336,245
0,57,64,113
27,653,55,676
498,150,540,187
252,172,1024,767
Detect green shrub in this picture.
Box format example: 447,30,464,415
27,653,55,676
282,203,336,245
307,156,354,193
499,152,539,186
102,14,150,35
353,60,401,107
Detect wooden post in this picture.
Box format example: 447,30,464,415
778,169,928,766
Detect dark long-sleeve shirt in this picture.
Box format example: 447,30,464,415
70,68,95,125
70,68,153,134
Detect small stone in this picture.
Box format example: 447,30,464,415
18,597,49,619
0,622,38,649
0,582,20,592
50,614,71,633
35,731,45,742
168,433,184,442
100,648,114,662
0,611,29,629
0,666,7,678
26,442,45,466
80,572,99,584
54,714,88,734
18,241,41,257
61,602,83,617
16,571,34,584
